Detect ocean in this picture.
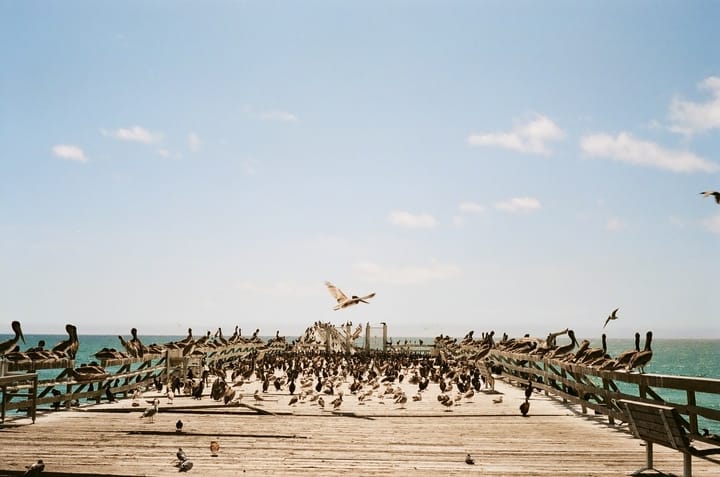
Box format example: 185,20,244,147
2,334,719,433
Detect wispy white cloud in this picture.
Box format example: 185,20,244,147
467,114,564,155
244,106,298,122
187,132,202,151
458,202,486,214
580,132,719,173
259,110,298,122
701,214,720,234
669,76,720,135
387,211,438,228
494,197,542,213
353,260,461,285
606,217,625,232
52,144,87,162
101,126,163,144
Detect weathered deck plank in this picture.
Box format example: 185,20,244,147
1,378,718,476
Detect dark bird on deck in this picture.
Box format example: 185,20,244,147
603,308,619,328
23,459,44,476
627,331,653,373
700,191,720,204
465,453,475,465
0,321,26,357
105,385,117,403
178,460,193,472
176,447,187,462
520,398,530,416
176,419,184,433
325,281,376,310
524,381,534,400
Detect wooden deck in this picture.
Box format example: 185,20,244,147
1,377,719,476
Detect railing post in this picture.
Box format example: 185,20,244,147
686,390,698,435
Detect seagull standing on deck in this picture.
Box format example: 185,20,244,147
700,191,720,204
140,398,159,423
603,308,619,328
325,281,376,310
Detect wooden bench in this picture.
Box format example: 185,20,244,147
620,399,720,476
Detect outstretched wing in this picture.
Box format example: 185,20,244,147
325,281,348,303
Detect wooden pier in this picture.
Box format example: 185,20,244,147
1,373,719,476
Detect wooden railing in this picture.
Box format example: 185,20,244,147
0,340,266,423
490,349,720,446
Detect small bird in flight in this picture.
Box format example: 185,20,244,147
603,308,620,328
700,191,720,204
325,281,376,310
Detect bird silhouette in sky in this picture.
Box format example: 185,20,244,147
603,307,619,328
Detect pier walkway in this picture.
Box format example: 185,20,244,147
1,377,719,476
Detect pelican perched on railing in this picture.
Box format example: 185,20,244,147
51,324,79,359
627,331,653,373
0,321,26,357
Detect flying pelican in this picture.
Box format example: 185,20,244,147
0,321,25,357
603,308,619,328
325,281,376,311
700,191,720,204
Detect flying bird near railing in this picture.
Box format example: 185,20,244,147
325,281,376,310
603,308,619,328
700,190,720,204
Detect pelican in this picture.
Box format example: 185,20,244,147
325,281,376,311
548,330,578,359
0,321,25,357
627,331,653,373
603,307,619,328
700,191,720,204
616,332,641,366
51,324,79,358
129,328,146,357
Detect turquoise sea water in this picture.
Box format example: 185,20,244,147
3,334,719,433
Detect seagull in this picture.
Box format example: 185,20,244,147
465,453,475,465
492,396,503,404
23,459,44,476
176,419,184,433
140,398,159,423
325,281,376,311
603,308,619,328
700,191,720,204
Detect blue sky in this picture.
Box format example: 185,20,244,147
1,1,719,340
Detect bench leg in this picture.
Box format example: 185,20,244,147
632,441,658,476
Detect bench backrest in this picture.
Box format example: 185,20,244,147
620,399,692,452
